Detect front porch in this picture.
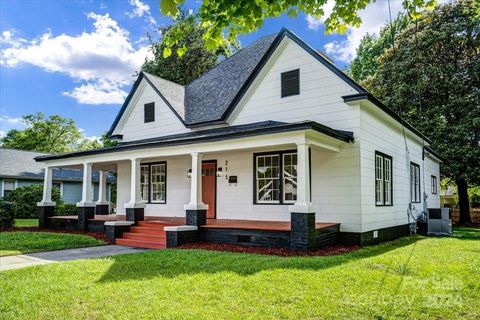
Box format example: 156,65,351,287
36,122,353,250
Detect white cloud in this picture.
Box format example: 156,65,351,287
306,0,335,30
63,79,128,105
0,115,23,125
0,130,6,139
125,0,156,25
0,13,152,105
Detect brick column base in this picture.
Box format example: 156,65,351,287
166,227,199,247
77,206,95,230
38,205,55,228
290,212,316,250
186,210,206,226
126,207,144,224
95,204,109,215
105,222,134,242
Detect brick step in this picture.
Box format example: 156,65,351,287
130,227,166,235
122,232,166,241
116,238,166,249
137,221,175,229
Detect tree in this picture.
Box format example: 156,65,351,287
350,13,410,82
158,0,436,56
0,113,105,152
363,0,480,223
142,11,236,85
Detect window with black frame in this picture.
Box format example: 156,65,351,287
139,162,166,203
375,151,393,206
255,151,298,204
431,175,438,194
410,162,421,203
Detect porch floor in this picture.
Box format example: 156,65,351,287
200,219,339,232
49,215,338,231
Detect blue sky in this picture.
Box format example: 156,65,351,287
0,0,407,140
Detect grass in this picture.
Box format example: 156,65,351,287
14,219,39,227
0,232,105,257
0,227,479,319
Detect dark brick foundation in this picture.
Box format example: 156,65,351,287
38,205,55,228
186,210,206,226
95,204,109,215
290,212,316,250
126,207,144,224
200,228,291,248
166,230,199,247
105,224,132,242
338,224,410,246
77,206,95,230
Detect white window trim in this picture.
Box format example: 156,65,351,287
150,163,166,204
52,181,64,198
140,165,149,203
2,179,18,197
282,152,297,204
256,154,281,204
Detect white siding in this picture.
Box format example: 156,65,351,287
358,107,441,233
116,80,189,142
230,38,358,133
425,155,441,208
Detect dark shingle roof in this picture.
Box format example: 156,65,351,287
36,121,354,162
184,33,278,124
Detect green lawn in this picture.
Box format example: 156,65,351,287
1,228,479,319
14,219,39,227
0,232,105,257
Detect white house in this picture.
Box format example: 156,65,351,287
35,29,441,249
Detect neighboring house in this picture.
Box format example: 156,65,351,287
0,148,115,204
35,29,441,249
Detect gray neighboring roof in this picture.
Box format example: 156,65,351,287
184,33,278,124
36,120,354,162
0,148,116,182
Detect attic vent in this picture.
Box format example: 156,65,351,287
281,69,300,97
144,102,155,123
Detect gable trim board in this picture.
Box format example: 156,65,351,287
107,73,187,137
36,121,353,162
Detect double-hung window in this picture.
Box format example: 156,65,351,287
431,175,437,195
2,179,16,198
375,152,393,206
255,151,299,204
140,162,167,203
410,162,421,203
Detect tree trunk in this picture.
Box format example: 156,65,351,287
456,177,471,224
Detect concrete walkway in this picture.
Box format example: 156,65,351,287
0,245,147,271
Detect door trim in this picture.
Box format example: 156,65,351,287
202,160,217,219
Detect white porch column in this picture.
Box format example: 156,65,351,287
77,162,95,207
125,158,145,208
289,142,314,213
184,152,208,210
97,170,108,205
37,166,55,206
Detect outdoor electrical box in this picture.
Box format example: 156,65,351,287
427,208,452,236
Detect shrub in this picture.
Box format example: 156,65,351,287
0,200,15,229
56,203,77,216
5,184,62,219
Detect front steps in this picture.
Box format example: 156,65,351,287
115,221,176,249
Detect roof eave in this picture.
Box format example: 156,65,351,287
343,92,432,145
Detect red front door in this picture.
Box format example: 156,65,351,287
202,162,216,219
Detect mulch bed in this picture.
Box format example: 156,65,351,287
178,242,359,257
0,227,111,244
